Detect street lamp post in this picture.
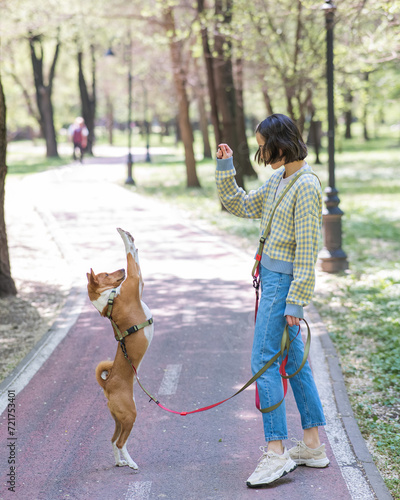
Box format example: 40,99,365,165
125,29,135,185
143,85,151,163
105,33,135,185
318,0,348,272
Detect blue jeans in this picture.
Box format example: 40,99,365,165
251,265,326,442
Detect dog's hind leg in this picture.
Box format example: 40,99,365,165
115,413,138,469
120,441,138,470
113,441,127,468
110,414,124,467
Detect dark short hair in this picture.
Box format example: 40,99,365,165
254,114,307,166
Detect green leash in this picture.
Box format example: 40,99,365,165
256,320,311,413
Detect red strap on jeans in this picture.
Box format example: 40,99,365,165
255,350,288,410
254,303,300,411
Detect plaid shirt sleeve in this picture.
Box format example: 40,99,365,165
285,180,322,317
215,157,266,219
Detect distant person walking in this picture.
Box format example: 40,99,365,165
68,117,88,162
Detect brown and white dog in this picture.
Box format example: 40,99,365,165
86,228,154,469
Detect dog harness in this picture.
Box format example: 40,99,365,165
105,289,153,341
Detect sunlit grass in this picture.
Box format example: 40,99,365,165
7,140,72,175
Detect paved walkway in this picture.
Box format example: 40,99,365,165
0,154,392,499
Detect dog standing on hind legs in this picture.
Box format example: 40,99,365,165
86,228,154,470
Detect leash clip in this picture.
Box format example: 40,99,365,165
120,339,128,358
253,275,260,290
108,289,117,305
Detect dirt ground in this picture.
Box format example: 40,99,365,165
0,282,68,383
1,175,71,384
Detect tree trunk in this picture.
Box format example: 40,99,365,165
362,72,370,141
197,0,222,149
344,91,353,139
196,86,212,159
106,95,114,145
213,0,245,188
0,76,17,297
235,58,257,178
363,108,370,141
78,46,96,155
29,35,60,158
193,58,212,158
174,115,181,144
296,87,312,135
164,7,200,188
307,121,322,165
284,83,296,124
296,106,306,135
41,88,58,157
261,84,274,116
345,110,352,139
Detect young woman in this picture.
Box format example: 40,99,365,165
216,114,329,488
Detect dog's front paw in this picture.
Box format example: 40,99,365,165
117,228,136,253
117,227,133,239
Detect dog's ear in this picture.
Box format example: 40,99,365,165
87,269,98,285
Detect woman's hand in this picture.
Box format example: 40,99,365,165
286,315,300,327
217,143,233,159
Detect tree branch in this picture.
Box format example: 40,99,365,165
48,39,61,91
9,72,41,125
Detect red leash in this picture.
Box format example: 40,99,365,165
123,346,265,416
118,258,307,416
134,362,237,416
120,340,236,415
119,322,302,416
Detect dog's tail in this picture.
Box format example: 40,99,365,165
95,360,114,388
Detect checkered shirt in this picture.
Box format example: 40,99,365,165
216,157,322,316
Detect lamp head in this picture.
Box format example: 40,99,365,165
105,47,115,57
321,0,336,15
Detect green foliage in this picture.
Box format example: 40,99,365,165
310,137,400,496
2,0,400,143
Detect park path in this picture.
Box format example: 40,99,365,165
0,158,376,499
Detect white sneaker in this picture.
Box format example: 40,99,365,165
288,438,330,468
246,447,297,487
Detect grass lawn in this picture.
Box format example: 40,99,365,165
6,128,400,496
6,140,73,175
